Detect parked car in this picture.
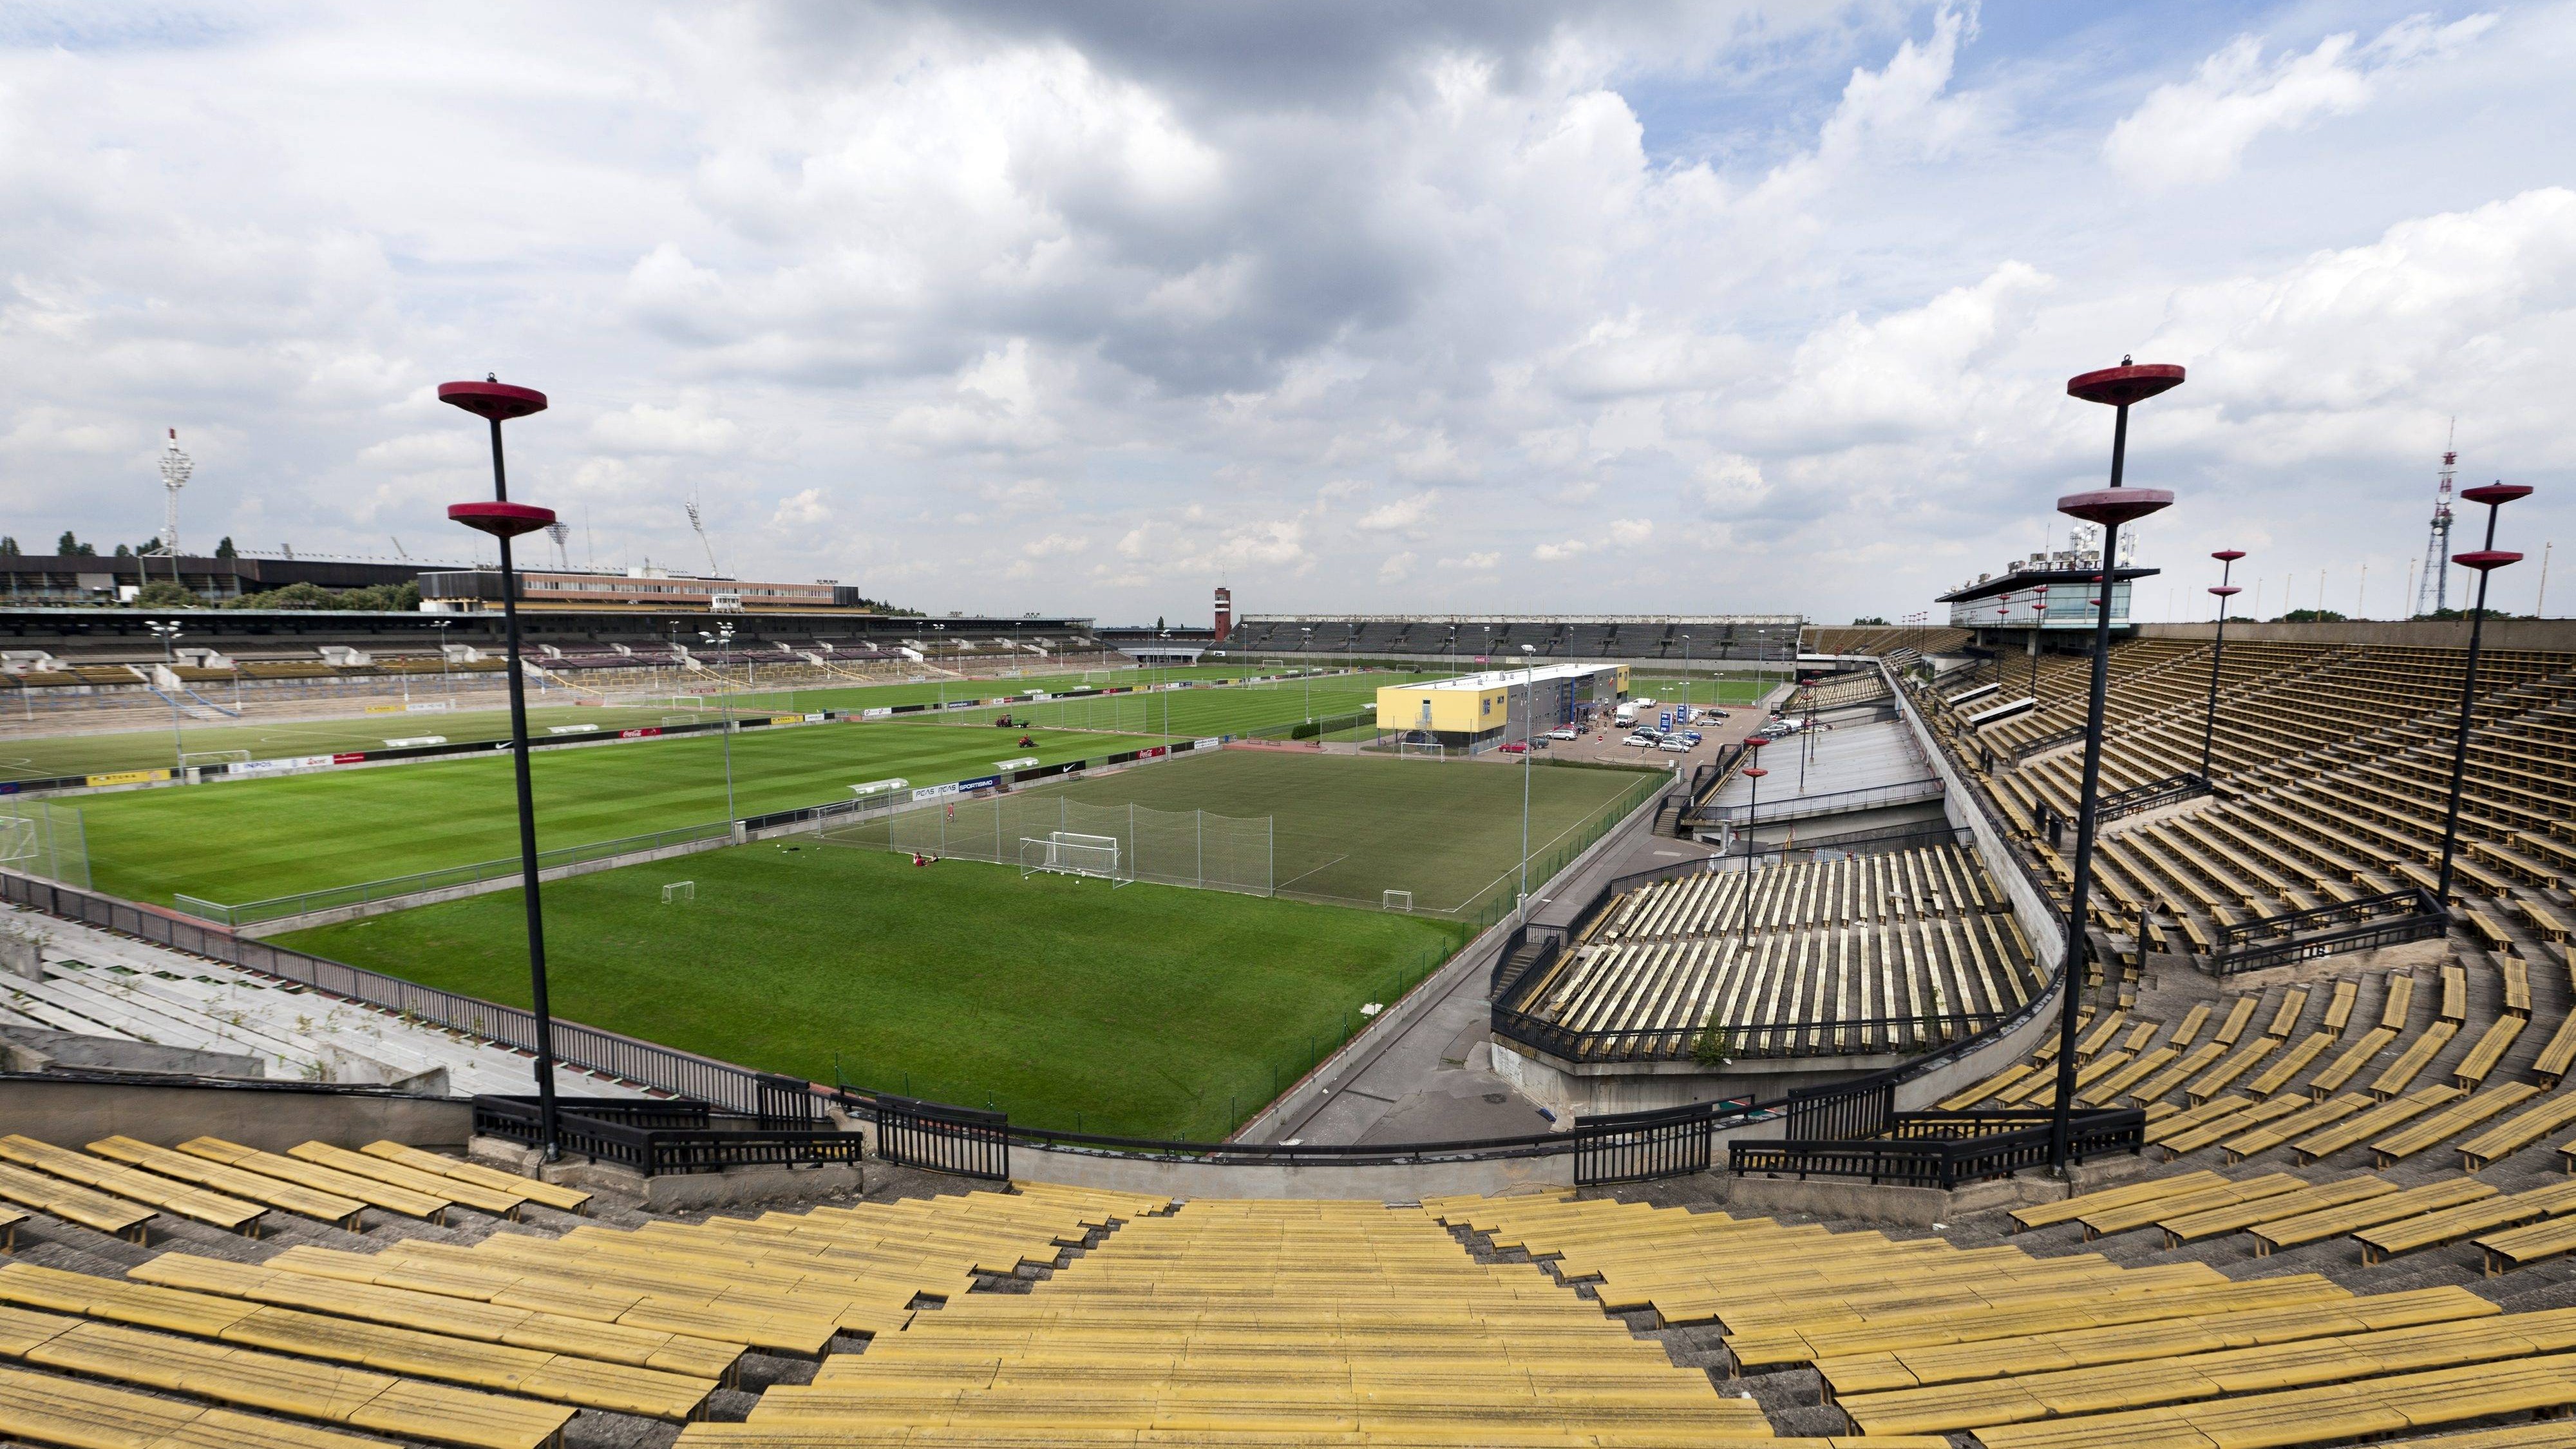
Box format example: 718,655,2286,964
1546,726,1580,741
1622,734,1657,747
1501,741,1528,754
1657,737,1692,753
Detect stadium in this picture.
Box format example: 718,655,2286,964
6,12,2574,1449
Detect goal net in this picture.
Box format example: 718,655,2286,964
1383,889,1414,913
668,695,707,710
180,750,251,770
661,713,703,726
1020,831,1126,885
822,794,1272,896
661,880,696,904
1399,737,1447,759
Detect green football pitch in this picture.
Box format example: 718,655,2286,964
74,720,1161,909
279,843,1470,1141
825,749,1664,916
0,661,1309,784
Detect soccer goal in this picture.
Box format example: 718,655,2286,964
1019,831,1128,886
668,695,707,710
180,749,251,772
661,713,703,726
1398,737,1447,760
1382,889,1414,913
661,880,696,904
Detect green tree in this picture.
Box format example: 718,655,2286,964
1851,615,1889,625
136,580,204,608
0,536,17,556
56,531,83,555
113,543,132,558
2273,608,2348,623
214,536,236,558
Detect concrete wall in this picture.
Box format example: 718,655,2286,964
1003,1144,1573,1199
0,1075,473,1153
1880,663,2072,1112
0,1028,266,1080
2139,618,2576,650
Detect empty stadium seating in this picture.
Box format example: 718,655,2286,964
1503,845,2039,1058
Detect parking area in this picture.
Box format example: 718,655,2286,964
1523,696,1750,767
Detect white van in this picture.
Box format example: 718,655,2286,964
1614,704,1639,726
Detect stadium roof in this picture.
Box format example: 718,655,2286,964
1936,565,2157,604
1405,661,1625,690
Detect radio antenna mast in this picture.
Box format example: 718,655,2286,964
2414,420,2457,616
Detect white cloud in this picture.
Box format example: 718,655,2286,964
1,3,2566,625
590,393,743,456
1356,492,1439,532
2105,14,2496,191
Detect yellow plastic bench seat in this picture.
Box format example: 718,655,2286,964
0,1360,412,1449
1,1304,572,1449
87,1137,366,1229
2358,1180,2576,1264
2079,1175,2307,1238
359,1142,591,1215
2450,1016,2528,1090
2292,1084,2462,1163
2157,1175,2394,1248
0,1162,157,1244
0,1137,265,1236
2307,1026,2398,1098
288,1144,525,1219
2009,1171,2224,1233
177,1139,451,1223
2216,1095,2368,1163
2372,1083,2541,1167
2367,1023,2459,1100
2249,1177,2499,1255
2459,1092,2576,1170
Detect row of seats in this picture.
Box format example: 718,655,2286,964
0,1156,1162,1449
1508,848,2038,1057
1437,1188,2576,1446
0,1134,589,1242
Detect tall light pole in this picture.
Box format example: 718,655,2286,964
1738,754,1768,943
2048,357,2184,1173
1517,644,1536,922
1680,634,1692,722
439,375,564,1160
2436,482,2532,905
147,620,185,770
2199,549,2245,781
700,624,739,826
1299,626,1314,721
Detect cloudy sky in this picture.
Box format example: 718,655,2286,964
3,1,2569,627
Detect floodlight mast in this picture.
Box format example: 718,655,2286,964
157,429,192,588
439,375,564,1161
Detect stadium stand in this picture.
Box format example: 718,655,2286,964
1223,613,1804,663
1499,845,2040,1059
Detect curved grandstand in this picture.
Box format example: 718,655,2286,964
6,618,2576,1446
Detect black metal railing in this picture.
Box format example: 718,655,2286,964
1688,776,1944,828
473,1095,861,1176
1486,1009,2009,1066
2212,888,2446,974
1786,1078,1893,1141
1727,1108,2143,1189
873,1095,1012,1181
2094,771,2213,825
2011,724,2085,764
1573,1100,1737,1185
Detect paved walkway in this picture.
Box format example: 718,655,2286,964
1271,779,1724,1145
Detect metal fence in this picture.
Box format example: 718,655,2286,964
1727,1107,2144,1189
0,797,88,890
1571,1101,1728,1185
2213,887,2447,974
873,1095,1012,1181
473,1095,862,1177
1688,776,1944,828
171,820,739,927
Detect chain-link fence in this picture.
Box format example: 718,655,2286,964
0,797,89,890
822,795,1274,896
